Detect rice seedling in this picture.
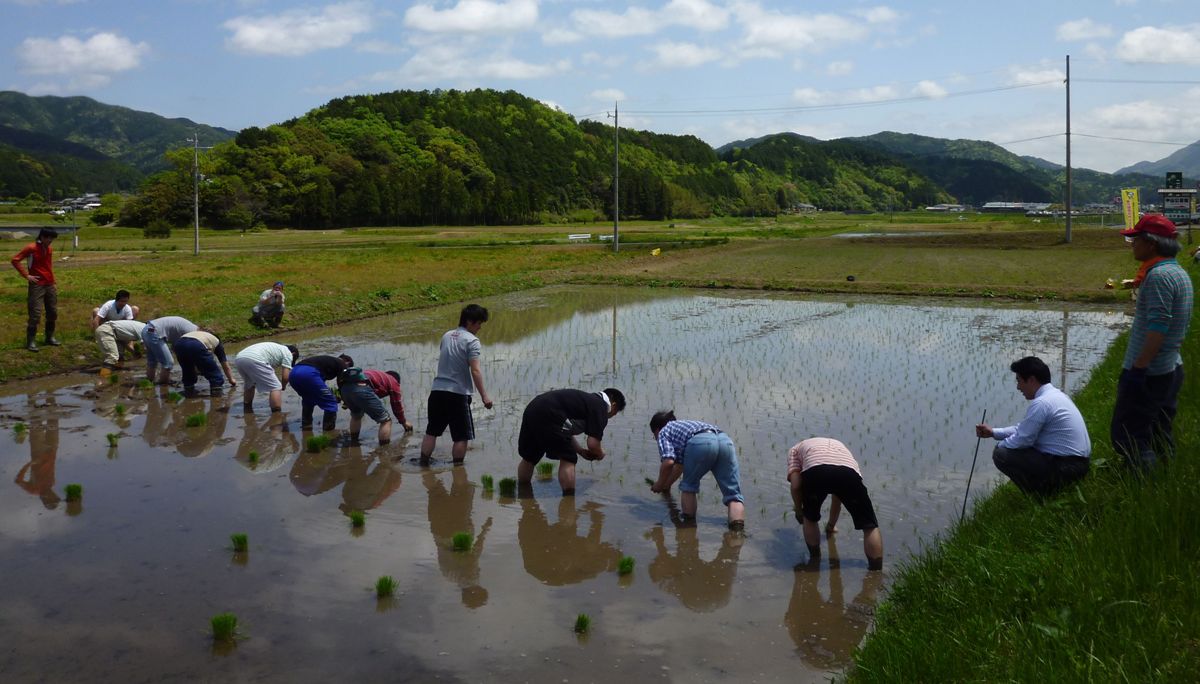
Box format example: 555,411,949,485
644,477,655,486
114,403,126,416
452,532,472,551
108,373,120,385
376,575,396,598
618,556,635,575
480,474,494,491
306,434,332,453
64,483,82,501
13,422,26,434
186,412,207,427
210,613,238,642
137,379,154,389
230,533,248,553
106,433,119,447
574,613,591,634
248,451,259,465
167,391,183,403
536,462,554,477
498,477,517,497
349,510,365,528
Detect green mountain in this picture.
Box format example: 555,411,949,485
0,91,236,173
1116,141,1200,178
0,124,142,198
122,88,959,229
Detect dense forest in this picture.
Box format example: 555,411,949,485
119,89,954,229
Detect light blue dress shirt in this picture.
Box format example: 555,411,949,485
991,384,1091,458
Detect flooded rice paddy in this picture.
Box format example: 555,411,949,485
0,286,1126,683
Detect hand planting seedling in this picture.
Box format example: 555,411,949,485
349,510,366,528
210,613,238,642
498,477,517,497
230,533,248,553
452,531,472,551
186,412,207,427
64,483,83,501
618,556,635,576
376,575,396,598
574,613,591,634
480,474,494,491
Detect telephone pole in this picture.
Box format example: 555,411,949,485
186,131,213,256
1065,55,1072,244
607,102,620,253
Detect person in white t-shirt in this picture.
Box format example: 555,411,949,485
90,289,139,329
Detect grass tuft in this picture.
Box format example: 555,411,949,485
185,412,207,427
64,483,82,501
108,373,120,385
574,613,591,634
210,613,238,642
167,391,183,403
137,379,154,389
451,531,473,552
618,556,635,576
376,575,396,598
248,450,259,465
306,434,332,453
480,474,494,491
106,432,119,447
14,422,27,434
230,533,248,553
349,510,365,528
498,477,517,497
536,462,554,477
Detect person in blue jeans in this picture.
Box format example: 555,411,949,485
173,329,237,396
290,354,353,431
649,410,746,531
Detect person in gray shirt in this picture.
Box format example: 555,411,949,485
141,316,198,384
420,304,493,465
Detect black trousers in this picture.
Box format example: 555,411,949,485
993,446,1089,495
1110,365,1184,470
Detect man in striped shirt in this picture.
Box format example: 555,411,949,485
788,438,883,571
1111,214,1193,470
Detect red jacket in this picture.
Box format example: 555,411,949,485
11,240,55,285
365,369,407,424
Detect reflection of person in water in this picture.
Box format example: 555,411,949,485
174,395,232,458
14,398,60,509
339,448,402,513
646,524,744,612
518,496,621,586
236,413,299,473
784,535,884,671
290,439,351,497
423,469,490,608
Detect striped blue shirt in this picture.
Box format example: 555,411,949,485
1123,259,1194,374
655,420,721,463
991,384,1091,458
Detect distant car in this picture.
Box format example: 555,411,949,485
49,209,67,216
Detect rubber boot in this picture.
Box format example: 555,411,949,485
44,324,61,346
26,334,38,352
322,411,338,432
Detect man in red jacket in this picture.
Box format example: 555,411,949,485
11,228,60,352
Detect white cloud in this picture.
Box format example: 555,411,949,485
542,27,581,45
224,2,372,56
826,60,853,76
405,0,538,33
1006,66,1064,87
571,0,729,37
912,80,946,99
733,3,872,57
1116,25,1200,64
590,88,626,102
663,0,731,31
18,32,149,89
650,41,721,69
792,85,898,106
1084,42,1107,60
1056,18,1112,42
581,51,626,69
356,40,405,54
855,6,899,24
371,44,567,82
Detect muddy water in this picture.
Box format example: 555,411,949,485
0,287,1125,683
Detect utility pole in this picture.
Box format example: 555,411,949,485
607,102,620,253
1065,55,1072,244
186,131,213,256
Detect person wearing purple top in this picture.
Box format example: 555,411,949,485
649,410,746,531
291,354,353,431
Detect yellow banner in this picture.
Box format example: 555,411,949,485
1121,188,1139,230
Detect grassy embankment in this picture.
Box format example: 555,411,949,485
849,259,1199,682
0,212,1139,382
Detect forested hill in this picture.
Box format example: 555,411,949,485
0,91,236,173
122,88,953,229
844,131,1166,206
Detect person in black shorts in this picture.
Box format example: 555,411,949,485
787,437,883,571
516,388,626,495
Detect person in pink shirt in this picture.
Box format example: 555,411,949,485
787,437,884,571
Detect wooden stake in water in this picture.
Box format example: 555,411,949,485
960,409,987,524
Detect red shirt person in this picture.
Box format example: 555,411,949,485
10,228,60,351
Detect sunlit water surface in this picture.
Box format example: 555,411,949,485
0,286,1125,683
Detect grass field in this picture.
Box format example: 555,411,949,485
0,211,1163,382
849,264,1199,682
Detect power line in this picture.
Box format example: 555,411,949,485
1074,78,1200,85
998,133,1064,145
1074,132,1198,146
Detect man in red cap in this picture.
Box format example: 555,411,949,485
1112,214,1193,469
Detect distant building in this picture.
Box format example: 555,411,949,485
925,203,965,212
792,202,817,213
983,201,1050,214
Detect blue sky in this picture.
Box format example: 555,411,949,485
3,0,1199,173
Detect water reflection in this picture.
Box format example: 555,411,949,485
234,414,299,472
518,496,621,585
174,396,232,459
291,441,403,517
14,396,61,509
784,536,883,670
423,469,489,608
646,524,744,612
